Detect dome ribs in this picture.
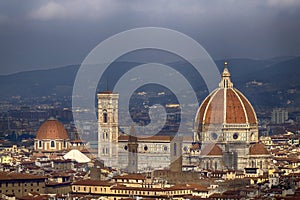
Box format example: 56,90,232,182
226,89,246,123
36,118,69,140
205,90,224,124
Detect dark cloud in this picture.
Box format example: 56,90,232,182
0,0,300,74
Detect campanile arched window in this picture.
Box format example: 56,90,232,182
174,143,177,156
103,110,108,123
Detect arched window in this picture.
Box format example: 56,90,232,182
38,140,42,148
215,161,218,170
50,141,55,148
103,110,108,123
173,143,177,156
260,161,263,169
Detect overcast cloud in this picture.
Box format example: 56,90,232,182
0,0,300,74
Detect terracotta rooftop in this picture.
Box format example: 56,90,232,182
0,171,45,181
196,88,257,125
35,118,69,140
114,173,146,180
191,143,200,150
98,90,113,94
195,66,257,126
200,144,222,156
72,179,113,186
249,143,269,155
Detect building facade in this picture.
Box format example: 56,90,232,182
0,172,46,198
194,62,270,170
97,63,270,172
271,108,288,124
34,117,70,154
97,91,182,171
97,91,119,167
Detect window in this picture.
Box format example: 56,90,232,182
163,146,168,151
260,161,263,169
174,143,177,156
251,132,256,141
233,133,239,140
144,145,148,151
211,132,218,140
103,111,108,123
38,140,42,148
183,146,188,152
50,141,55,148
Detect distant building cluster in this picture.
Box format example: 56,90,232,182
1,63,300,199
271,108,289,124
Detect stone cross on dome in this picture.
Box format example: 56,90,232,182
219,61,233,88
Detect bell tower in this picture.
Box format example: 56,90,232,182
97,91,119,167
127,125,138,173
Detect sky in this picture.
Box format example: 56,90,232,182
0,0,300,75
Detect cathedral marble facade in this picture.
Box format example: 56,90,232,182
97,62,270,172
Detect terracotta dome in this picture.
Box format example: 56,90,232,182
36,118,69,140
195,65,257,125
249,143,269,155
200,144,222,156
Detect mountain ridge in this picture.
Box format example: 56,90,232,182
0,57,299,110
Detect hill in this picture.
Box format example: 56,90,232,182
0,57,299,110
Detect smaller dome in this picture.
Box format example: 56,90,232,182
36,118,69,140
200,144,222,156
249,143,269,155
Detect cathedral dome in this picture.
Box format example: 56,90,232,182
249,143,269,155
36,118,69,140
195,63,257,126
